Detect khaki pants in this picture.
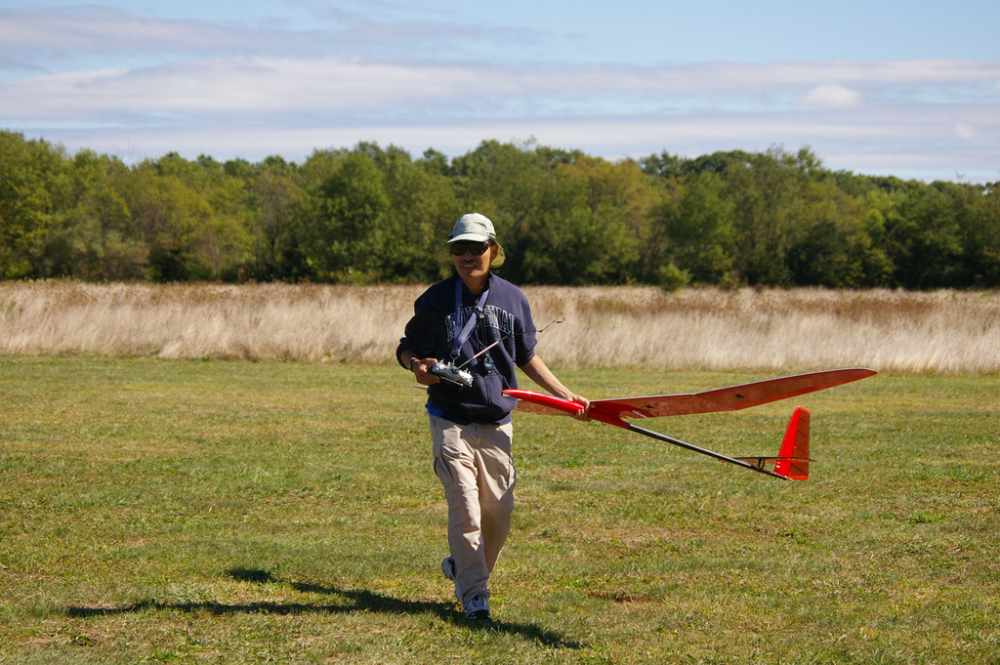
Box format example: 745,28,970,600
430,414,516,607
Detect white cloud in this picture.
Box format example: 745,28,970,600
3,54,998,183
15,102,1000,183
0,8,285,55
954,122,976,140
0,6,550,68
0,59,487,117
801,84,862,109
3,57,999,121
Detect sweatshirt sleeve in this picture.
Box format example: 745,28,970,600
396,292,447,368
514,289,537,367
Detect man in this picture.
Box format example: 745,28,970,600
397,213,589,621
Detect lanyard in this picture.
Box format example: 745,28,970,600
450,277,489,361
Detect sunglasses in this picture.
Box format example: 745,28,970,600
450,241,492,257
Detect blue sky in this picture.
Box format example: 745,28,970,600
2,1,998,181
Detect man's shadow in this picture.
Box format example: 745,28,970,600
65,568,584,650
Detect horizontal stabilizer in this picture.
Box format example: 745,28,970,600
733,456,812,469
730,408,811,479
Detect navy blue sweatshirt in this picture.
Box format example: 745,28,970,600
397,272,536,425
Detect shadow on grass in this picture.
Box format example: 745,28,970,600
65,568,584,650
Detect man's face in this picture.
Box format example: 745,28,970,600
451,240,496,283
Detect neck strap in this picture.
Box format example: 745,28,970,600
451,277,489,361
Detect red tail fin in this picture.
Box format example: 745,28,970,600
774,407,810,480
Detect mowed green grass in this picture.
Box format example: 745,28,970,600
1,357,998,664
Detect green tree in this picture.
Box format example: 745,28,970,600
655,171,737,284
119,153,250,281
240,157,305,281
0,132,65,278
450,140,555,281
886,182,965,288
551,156,662,284
786,180,866,287
297,149,390,282
723,148,805,285
369,144,462,282
43,150,148,280
965,181,1000,285
450,140,652,284
954,181,1000,287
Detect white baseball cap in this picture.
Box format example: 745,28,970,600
447,213,506,268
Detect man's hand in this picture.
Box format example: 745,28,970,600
410,356,441,385
565,393,591,421
520,354,590,421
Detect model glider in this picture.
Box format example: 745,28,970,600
503,368,876,481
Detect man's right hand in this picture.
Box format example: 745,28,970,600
411,357,441,385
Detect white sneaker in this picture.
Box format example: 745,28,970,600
464,594,491,621
441,556,456,582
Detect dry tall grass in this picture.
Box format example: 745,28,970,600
2,281,999,374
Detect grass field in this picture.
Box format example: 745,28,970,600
1,357,997,664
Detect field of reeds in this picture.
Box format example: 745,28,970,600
2,280,999,373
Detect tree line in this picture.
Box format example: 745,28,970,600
2,130,998,288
